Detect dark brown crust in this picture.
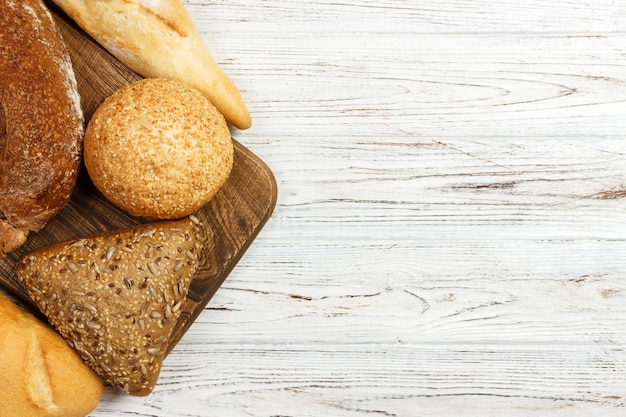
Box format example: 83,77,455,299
0,0,83,257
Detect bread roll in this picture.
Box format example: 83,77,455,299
84,78,233,220
0,291,102,417
16,216,207,396
0,0,84,258
51,0,252,129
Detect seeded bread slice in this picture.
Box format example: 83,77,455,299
16,216,207,396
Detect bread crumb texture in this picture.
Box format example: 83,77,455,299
84,78,233,219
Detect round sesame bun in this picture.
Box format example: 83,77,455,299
84,78,234,219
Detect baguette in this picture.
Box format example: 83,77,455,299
0,291,102,417
16,216,207,396
51,0,252,129
0,0,84,258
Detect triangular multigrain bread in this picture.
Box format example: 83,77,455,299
16,216,207,396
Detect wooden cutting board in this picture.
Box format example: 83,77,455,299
0,4,277,356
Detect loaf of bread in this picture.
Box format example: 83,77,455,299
0,0,84,258
84,78,234,220
0,291,103,417
16,216,207,396
51,0,252,130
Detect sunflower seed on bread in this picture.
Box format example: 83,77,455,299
16,216,207,396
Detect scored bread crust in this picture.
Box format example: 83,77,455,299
16,216,207,396
51,0,252,129
0,291,103,417
0,0,84,258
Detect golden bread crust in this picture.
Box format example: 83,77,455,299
84,78,233,220
51,0,251,129
0,292,103,417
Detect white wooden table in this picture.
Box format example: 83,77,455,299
84,0,626,415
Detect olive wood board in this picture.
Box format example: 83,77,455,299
0,4,277,357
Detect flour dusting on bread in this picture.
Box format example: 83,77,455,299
0,0,84,257
133,0,192,36
25,333,57,412
51,0,252,129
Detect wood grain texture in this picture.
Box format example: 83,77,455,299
175,1,626,416
4,0,626,415
0,5,276,357
184,0,626,34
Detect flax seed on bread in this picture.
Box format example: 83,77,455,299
16,216,207,396
83,78,233,220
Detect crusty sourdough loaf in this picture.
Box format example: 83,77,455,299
16,216,207,396
84,78,234,220
0,291,103,417
0,0,84,258
51,0,252,129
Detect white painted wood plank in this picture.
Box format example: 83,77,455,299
257,137,626,246
91,345,626,416
86,3,626,414
98,50,626,417
26,1,626,416
193,212,626,344
184,0,626,34
199,32,626,143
